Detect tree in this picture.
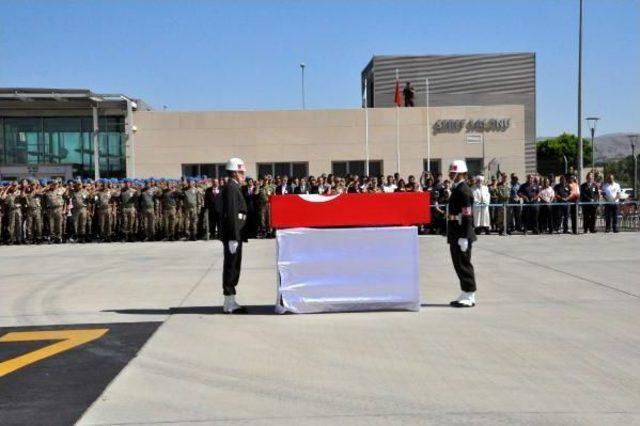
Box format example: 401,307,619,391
536,133,592,176
602,156,634,188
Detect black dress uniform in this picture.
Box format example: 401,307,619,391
447,180,478,294
580,181,599,233
221,179,248,296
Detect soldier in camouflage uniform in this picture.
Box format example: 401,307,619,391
4,182,24,244
162,181,179,241
197,180,208,240
110,181,120,238
154,180,163,238
24,182,44,244
0,184,5,242
45,180,66,243
70,181,91,242
495,174,511,235
488,177,499,233
182,179,202,241
256,176,274,238
139,181,158,241
120,180,139,242
94,182,113,241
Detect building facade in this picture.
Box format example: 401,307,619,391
0,53,534,180
134,104,525,179
362,53,536,172
0,88,145,180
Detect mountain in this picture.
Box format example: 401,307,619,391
593,133,638,162
536,133,639,162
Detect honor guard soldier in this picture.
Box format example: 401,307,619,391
446,160,478,307
221,157,249,314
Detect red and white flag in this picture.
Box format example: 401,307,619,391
394,69,402,107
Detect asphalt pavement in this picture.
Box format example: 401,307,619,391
0,233,638,425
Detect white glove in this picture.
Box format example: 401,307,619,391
457,238,468,253
228,240,238,254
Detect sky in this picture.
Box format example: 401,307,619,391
0,0,638,137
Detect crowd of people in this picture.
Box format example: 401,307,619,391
463,171,628,236
0,169,631,245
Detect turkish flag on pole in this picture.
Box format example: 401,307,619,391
394,69,402,106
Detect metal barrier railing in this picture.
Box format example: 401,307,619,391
424,201,639,235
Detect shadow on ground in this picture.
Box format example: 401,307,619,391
103,303,453,317
103,305,279,316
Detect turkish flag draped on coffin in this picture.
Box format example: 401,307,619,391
269,192,430,229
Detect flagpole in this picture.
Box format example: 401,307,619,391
426,77,430,173
364,78,370,176
395,68,400,174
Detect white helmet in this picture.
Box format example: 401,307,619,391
448,160,468,174
225,157,246,172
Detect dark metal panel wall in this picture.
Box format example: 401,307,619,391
362,53,536,172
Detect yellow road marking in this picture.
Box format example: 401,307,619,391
0,329,108,377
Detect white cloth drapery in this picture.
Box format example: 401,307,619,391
472,184,491,228
275,226,420,314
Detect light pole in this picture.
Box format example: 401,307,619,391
586,116,600,174
577,0,584,182
629,134,639,199
300,63,306,110
425,77,431,173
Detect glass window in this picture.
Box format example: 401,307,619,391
1,116,125,178
465,158,483,176
274,162,291,178
369,160,382,177
99,133,109,173
182,164,199,177
257,164,272,178
107,132,123,172
216,164,227,179
349,161,365,176
332,160,381,177
43,117,83,165
4,117,41,164
332,161,347,177
200,164,215,177
182,163,227,178
257,162,308,179
423,159,441,176
0,118,4,163
291,163,308,179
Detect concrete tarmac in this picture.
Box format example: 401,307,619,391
0,234,638,425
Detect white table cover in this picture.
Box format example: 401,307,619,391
275,226,421,314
